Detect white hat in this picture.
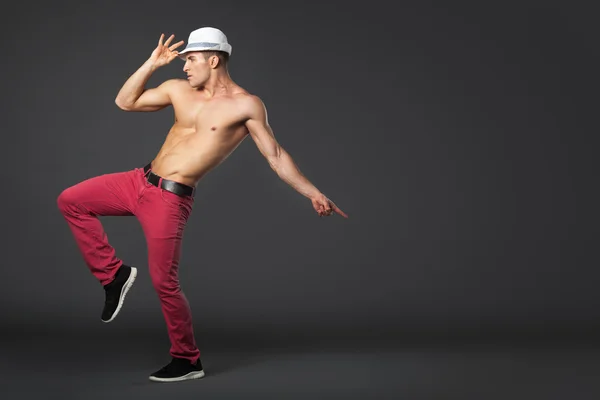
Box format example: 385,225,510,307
178,27,232,56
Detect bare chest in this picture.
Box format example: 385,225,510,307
172,95,245,132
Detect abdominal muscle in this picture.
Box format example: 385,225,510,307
149,123,248,187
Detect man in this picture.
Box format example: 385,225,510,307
57,27,347,383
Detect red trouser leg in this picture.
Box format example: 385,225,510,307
57,168,141,285
136,174,199,363
58,167,200,363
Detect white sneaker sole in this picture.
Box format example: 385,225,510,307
102,267,137,323
149,370,205,382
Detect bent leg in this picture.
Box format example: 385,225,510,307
57,169,141,285
138,186,200,363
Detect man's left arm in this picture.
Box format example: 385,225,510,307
244,96,348,218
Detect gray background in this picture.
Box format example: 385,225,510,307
1,0,597,338
0,1,598,398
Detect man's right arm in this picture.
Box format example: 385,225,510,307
114,59,173,112
115,33,184,112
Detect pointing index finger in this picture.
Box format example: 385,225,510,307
333,203,348,218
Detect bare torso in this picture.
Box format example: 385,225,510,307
149,79,251,187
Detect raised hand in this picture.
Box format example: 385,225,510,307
149,33,185,67
311,193,348,218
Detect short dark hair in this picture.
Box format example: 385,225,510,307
201,51,229,68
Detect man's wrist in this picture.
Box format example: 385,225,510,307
144,58,160,71
307,189,322,200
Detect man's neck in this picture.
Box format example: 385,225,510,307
200,71,235,97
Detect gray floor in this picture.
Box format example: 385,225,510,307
2,330,600,400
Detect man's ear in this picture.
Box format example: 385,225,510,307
209,55,220,69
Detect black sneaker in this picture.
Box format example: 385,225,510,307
149,357,205,382
101,264,137,323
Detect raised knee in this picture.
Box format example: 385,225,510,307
57,187,79,214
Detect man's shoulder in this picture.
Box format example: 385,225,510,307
233,91,265,112
163,78,188,85
158,78,189,93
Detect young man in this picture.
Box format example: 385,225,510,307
57,27,347,382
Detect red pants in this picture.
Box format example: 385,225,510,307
57,165,200,363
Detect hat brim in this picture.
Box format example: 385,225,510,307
177,42,232,58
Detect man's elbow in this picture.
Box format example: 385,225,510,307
115,98,133,111
266,154,280,171
266,147,285,171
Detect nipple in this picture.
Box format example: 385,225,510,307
211,126,217,131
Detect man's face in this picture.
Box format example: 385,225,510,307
182,52,211,88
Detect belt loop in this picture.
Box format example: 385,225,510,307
144,162,152,177
158,177,163,188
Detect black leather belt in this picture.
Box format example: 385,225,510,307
143,163,195,197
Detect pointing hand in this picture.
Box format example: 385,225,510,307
311,193,348,218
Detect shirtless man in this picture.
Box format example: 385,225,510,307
57,27,347,383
